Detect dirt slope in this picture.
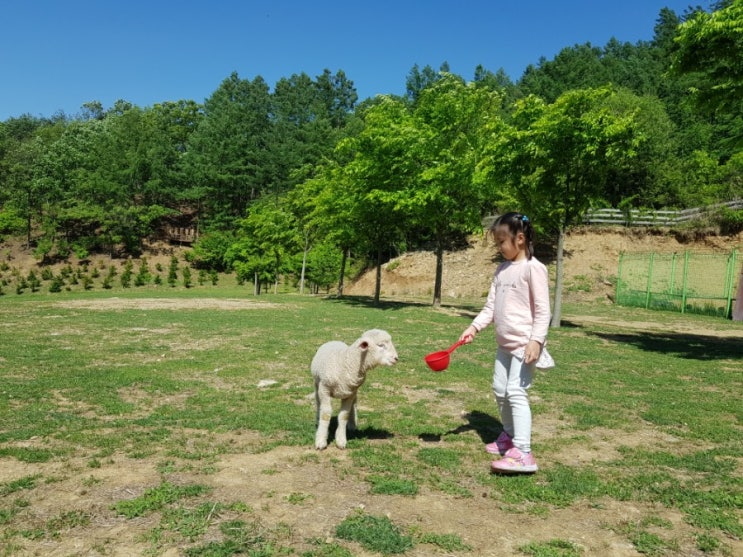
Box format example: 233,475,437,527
345,227,743,302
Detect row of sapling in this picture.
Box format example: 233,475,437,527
0,255,218,296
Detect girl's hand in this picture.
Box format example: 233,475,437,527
524,340,542,364
459,326,477,344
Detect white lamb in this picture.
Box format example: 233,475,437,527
311,329,398,450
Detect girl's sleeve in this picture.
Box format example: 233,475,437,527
471,273,497,332
529,261,551,344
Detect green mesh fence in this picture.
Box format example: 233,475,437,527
616,250,739,318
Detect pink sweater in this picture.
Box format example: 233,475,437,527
471,258,551,352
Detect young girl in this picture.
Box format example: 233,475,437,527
460,212,551,473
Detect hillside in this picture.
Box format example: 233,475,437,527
345,227,743,302
1,228,742,302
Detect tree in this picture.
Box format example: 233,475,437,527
405,62,450,103
185,73,272,224
322,75,504,306
408,75,504,306
268,71,351,197
296,159,363,297
670,0,743,118
0,115,55,245
146,100,203,209
227,196,299,294
519,43,609,103
314,69,358,129
485,87,643,326
601,89,680,209
473,65,522,108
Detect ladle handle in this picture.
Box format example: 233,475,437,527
447,339,466,353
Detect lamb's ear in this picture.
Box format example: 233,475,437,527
359,341,370,351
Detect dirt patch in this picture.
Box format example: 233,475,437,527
4,428,735,556
53,298,282,311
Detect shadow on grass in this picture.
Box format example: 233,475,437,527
324,295,483,317
325,417,394,444
324,295,427,311
419,410,503,444
589,330,743,360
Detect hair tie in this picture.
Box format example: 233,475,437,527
521,215,529,223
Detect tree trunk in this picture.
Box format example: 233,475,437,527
254,272,259,296
26,208,32,249
551,226,565,327
337,247,347,297
274,254,280,294
299,233,308,295
373,248,382,305
433,241,444,308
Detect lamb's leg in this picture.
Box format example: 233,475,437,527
314,388,332,450
314,385,321,424
348,394,358,431
336,395,356,449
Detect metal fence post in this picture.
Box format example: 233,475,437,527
681,251,690,314
645,253,655,309
725,249,738,318
617,252,624,304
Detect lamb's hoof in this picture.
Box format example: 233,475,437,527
335,440,347,450
315,442,328,450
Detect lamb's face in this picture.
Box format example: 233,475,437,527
360,331,399,367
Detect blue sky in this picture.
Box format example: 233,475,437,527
1,1,709,121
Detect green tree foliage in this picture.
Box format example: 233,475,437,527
405,61,451,103
184,73,272,224
407,75,504,306
670,0,743,117
485,86,643,326
291,159,362,296
332,97,414,303
1,115,59,245
310,75,503,306
225,196,299,294
303,241,343,294
184,69,357,228
602,89,680,208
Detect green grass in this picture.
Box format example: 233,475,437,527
0,289,741,555
518,539,584,556
112,481,212,518
335,511,414,554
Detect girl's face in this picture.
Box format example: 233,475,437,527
494,225,527,261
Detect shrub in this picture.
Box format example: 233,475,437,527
120,260,133,288
168,256,178,287
717,207,743,235
27,271,40,292
134,258,151,286
49,276,64,293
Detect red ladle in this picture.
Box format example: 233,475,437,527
424,340,466,372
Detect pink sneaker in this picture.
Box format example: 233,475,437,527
485,431,514,455
491,447,538,473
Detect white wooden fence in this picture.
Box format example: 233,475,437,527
481,200,743,229
582,199,743,226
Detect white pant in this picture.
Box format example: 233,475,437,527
493,349,535,453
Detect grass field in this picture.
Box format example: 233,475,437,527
0,287,741,556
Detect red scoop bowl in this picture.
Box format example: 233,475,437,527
424,340,465,372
